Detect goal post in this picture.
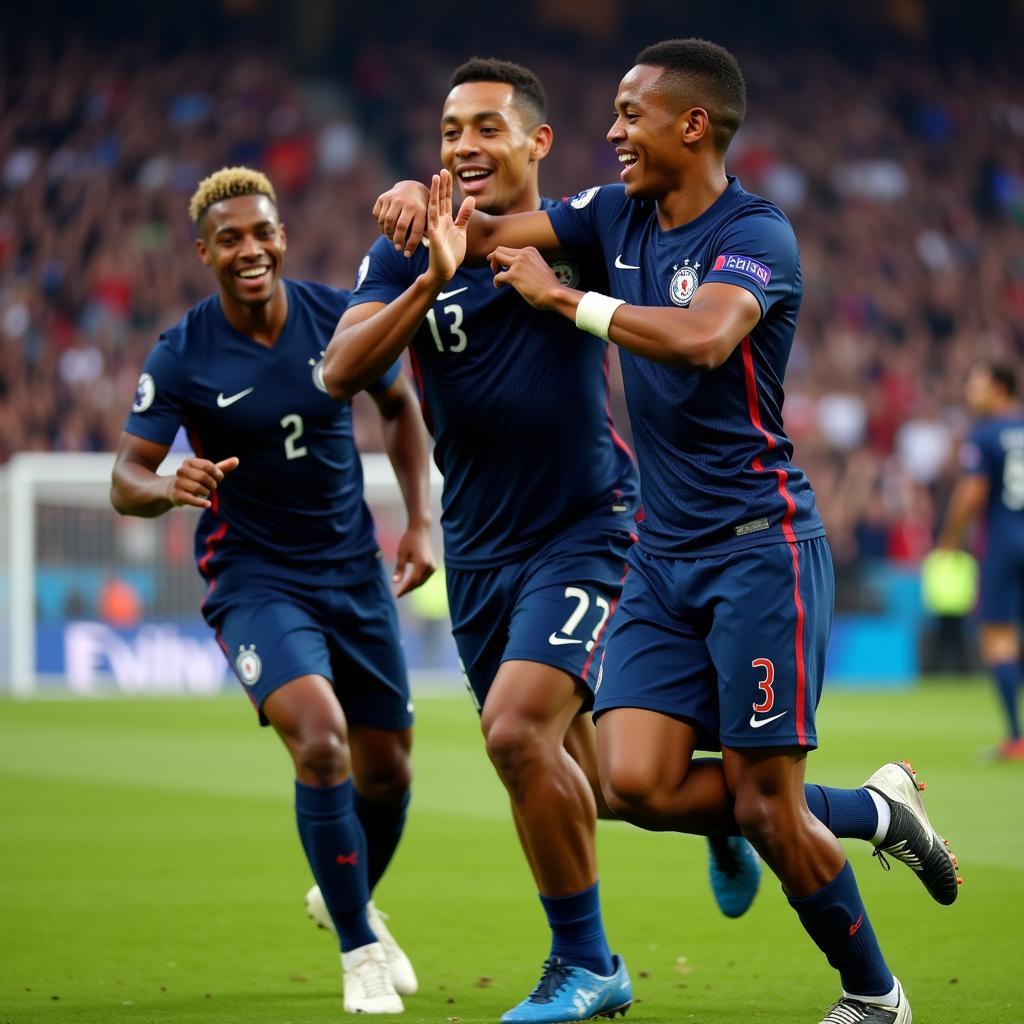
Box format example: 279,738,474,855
0,452,456,697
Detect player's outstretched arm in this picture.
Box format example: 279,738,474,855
371,375,437,597
322,171,476,401
111,432,239,517
597,282,762,369
376,169,562,261
490,244,761,371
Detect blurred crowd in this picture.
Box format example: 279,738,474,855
1,34,1022,596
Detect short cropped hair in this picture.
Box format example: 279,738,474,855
188,167,278,226
449,57,547,128
635,38,746,152
981,360,1018,398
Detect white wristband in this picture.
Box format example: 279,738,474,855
575,291,625,340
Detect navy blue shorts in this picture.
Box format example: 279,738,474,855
594,536,834,750
446,516,634,712
203,553,412,730
978,542,1024,625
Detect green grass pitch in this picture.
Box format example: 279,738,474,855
1,682,1021,1023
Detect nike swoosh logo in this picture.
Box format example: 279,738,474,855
749,710,789,729
615,255,640,270
437,286,468,301
216,388,255,408
548,633,583,646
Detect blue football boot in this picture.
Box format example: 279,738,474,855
501,955,632,1023
707,835,761,918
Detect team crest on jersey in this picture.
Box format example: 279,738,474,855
549,260,580,289
133,372,156,413
568,187,599,209
235,644,262,685
355,254,370,291
308,351,328,393
669,262,700,307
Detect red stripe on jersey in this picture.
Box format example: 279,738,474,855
579,560,631,684
603,349,635,462
200,577,217,613
215,626,230,660
407,348,435,437
198,520,228,576
741,337,807,746
187,421,229,606
784,541,808,746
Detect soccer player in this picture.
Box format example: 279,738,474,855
110,167,434,1015
388,40,963,1024
937,359,1024,759
321,59,643,1023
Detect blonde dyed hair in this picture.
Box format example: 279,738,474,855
188,166,278,224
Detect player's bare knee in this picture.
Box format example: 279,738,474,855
601,767,657,822
294,731,351,786
484,716,549,788
356,759,412,805
731,788,783,852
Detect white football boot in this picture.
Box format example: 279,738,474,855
366,900,418,996
306,885,418,995
341,941,404,1014
818,977,911,1023
863,760,961,905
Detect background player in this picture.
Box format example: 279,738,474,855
396,39,963,1023
322,59,642,1024
937,360,1024,760
110,167,434,1014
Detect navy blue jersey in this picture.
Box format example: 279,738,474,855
124,279,400,582
350,197,639,569
548,178,823,557
961,413,1024,551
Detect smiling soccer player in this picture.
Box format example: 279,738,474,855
111,167,435,1015
380,39,962,1024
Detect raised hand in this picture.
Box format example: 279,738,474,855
426,169,475,286
166,456,239,510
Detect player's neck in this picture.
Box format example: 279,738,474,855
501,182,543,217
989,399,1021,418
219,282,289,347
654,168,729,231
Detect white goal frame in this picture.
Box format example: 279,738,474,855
0,451,441,696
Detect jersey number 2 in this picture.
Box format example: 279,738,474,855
280,414,307,460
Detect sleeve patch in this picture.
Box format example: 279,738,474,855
713,253,772,287
568,186,600,209
133,372,156,413
355,254,370,291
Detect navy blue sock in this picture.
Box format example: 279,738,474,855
295,780,375,952
788,861,893,997
804,785,880,841
354,789,410,893
539,883,614,977
991,662,1021,739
